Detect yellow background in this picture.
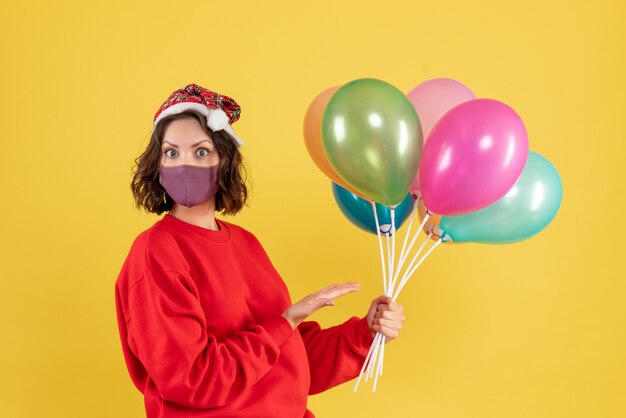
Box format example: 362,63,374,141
1,0,624,417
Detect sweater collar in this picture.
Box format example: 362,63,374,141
160,213,231,243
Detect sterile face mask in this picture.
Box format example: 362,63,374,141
159,164,219,208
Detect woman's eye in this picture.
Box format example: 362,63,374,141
164,149,177,158
196,148,210,157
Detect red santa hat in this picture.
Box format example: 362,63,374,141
152,83,244,146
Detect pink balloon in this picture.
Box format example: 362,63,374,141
407,78,476,193
419,98,529,216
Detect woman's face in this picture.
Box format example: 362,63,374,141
160,117,220,167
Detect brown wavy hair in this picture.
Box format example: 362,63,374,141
130,109,250,216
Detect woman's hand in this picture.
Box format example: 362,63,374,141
366,295,405,343
282,281,361,329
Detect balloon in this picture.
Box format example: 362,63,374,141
322,78,423,207
439,151,562,244
303,86,371,200
332,182,415,236
407,78,476,194
419,98,529,215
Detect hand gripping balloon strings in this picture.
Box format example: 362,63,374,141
369,207,397,387
372,211,431,389
367,235,391,380
370,208,398,391
368,199,420,388
354,199,442,392
365,236,394,388
374,198,419,382
360,210,401,390
367,197,430,385
368,232,435,389
355,203,394,392
356,204,407,391
359,234,441,392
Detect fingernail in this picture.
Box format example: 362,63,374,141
326,301,334,306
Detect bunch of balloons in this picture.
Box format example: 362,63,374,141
303,77,563,392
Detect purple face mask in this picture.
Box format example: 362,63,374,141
159,164,219,208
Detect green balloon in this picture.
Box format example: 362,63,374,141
439,151,562,244
321,78,423,207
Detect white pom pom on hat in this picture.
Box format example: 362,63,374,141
152,83,244,147
207,106,230,131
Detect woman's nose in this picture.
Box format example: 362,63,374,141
180,153,195,165
176,150,201,166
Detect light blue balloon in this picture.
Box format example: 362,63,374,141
439,151,562,244
331,182,415,236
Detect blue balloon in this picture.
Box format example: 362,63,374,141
439,151,562,244
331,182,416,236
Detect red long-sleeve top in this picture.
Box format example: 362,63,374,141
114,213,374,417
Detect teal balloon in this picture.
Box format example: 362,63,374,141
332,182,415,236
439,151,562,244
322,78,423,207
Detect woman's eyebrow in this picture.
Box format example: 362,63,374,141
162,139,211,148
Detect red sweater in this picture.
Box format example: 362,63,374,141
114,213,374,417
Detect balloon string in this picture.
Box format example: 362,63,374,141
357,199,431,392
395,198,418,289
366,336,379,381
389,208,396,297
376,230,442,390
385,234,391,295
363,236,440,392
371,201,387,296
389,212,430,296
379,331,385,376
393,238,443,301
357,201,442,392
373,336,384,391
374,335,380,376
389,200,426,295
372,208,397,391
365,213,393,389
354,332,382,392
394,232,432,295
362,213,388,390
400,236,442,292
359,202,394,392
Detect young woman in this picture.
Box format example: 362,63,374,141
114,83,405,417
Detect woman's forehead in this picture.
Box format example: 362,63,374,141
162,118,213,147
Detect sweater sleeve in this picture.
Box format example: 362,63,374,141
297,315,375,394
125,267,295,409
